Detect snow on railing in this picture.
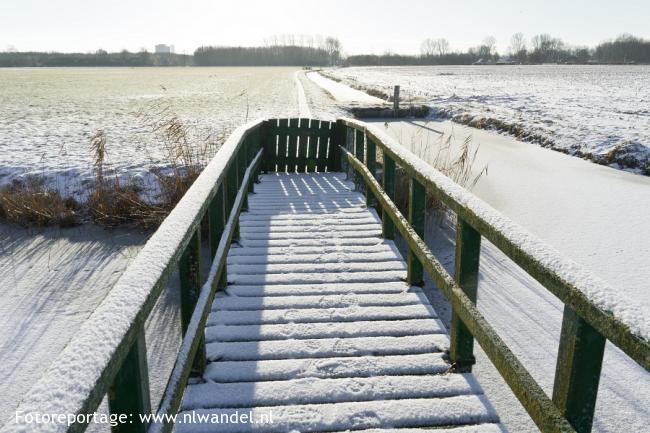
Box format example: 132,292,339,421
4,118,267,433
339,117,649,433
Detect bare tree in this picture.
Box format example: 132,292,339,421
434,38,450,56
420,38,435,56
509,33,526,56
420,38,450,57
325,37,342,65
482,36,496,55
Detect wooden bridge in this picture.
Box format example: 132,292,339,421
6,118,649,433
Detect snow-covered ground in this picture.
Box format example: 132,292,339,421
324,66,650,175
0,67,304,198
306,71,385,104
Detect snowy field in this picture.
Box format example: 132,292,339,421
0,67,303,198
324,65,650,175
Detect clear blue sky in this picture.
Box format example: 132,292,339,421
2,0,648,54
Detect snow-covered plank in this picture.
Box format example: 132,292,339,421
238,223,381,233
227,249,400,265
182,373,484,410
203,353,451,382
238,237,386,248
333,426,505,433
228,270,406,285
212,292,427,311
239,212,375,221
206,334,448,361
244,208,367,216
207,304,436,326
240,229,381,240
227,260,405,276
205,318,445,342
238,217,381,228
175,395,497,433
224,282,413,297
227,243,399,258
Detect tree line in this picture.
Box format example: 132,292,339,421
0,49,191,67
346,34,650,66
1,33,648,67
194,36,342,66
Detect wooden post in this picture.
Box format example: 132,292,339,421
226,163,239,241
382,155,396,239
354,129,365,192
365,138,377,207
179,228,206,374
552,306,606,433
407,177,424,285
108,330,151,433
393,85,400,118
450,218,481,371
208,184,227,289
208,185,224,258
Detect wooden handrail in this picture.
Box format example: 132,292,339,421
6,119,266,433
338,117,649,433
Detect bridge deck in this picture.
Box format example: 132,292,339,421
178,172,501,433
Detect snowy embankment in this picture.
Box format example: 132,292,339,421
324,65,650,175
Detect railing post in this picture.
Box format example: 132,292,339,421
179,229,206,374
108,329,151,433
450,218,481,371
407,177,425,286
208,183,227,289
366,137,377,207
226,162,239,241
552,306,606,433
382,155,396,239
354,129,365,192
239,146,249,212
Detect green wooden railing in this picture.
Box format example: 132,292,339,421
338,117,649,433
5,117,648,433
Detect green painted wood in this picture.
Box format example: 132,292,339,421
354,129,365,192
179,228,206,374
450,218,481,372
108,329,151,433
287,118,300,172
366,137,377,207
326,121,340,172
277,118,289,172
306,124,318,172
297,118,310,172
226,163,239,241
207,185,224,258
340,118,648,372
382,155,396,239
342,146,575,433
407,177,425,286
208,184,227,290
263,120,276,173
149,149,264,433
552,306,606,433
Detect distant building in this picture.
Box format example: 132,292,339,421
155,44,174,54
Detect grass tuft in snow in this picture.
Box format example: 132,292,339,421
0,177,80,227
